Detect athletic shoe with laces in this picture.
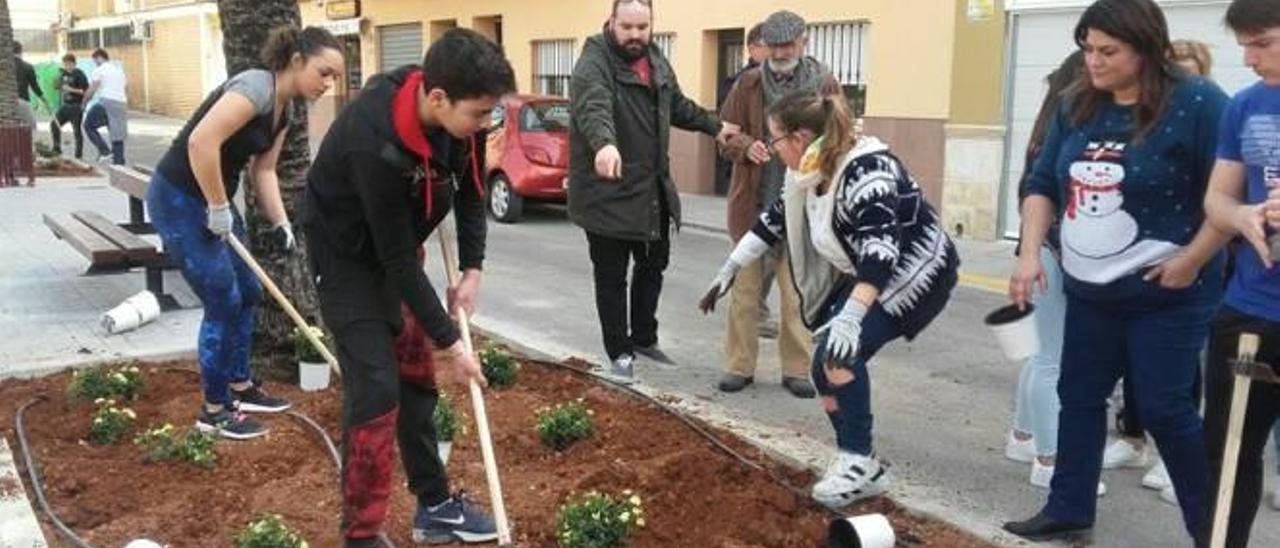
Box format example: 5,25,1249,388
196,406,267,440
1102,438,1150,469
1005,430,1036,464
811,451,891,508
231,382,291,413
1142,460,1171,490
605,354,635,385
412,491,499,544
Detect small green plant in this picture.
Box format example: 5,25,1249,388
433,392,461,442
292,326,329,364
536,399,595,451
88,399,136,445
134,423,218,468
556,490,645,548
235,514,308,548
480,345,519,388
67,364,145,401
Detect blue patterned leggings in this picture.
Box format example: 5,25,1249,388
147,174,261,405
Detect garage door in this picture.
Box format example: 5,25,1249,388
1000,1,1252,237
378,23,423,73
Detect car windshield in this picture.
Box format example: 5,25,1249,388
519,102,570,132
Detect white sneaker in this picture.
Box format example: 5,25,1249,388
1159,485,1178,506
1269,484,1280,511
1142,460,1171,491
1029,461,1106,496
1006,430,1036,464
1102,438,1150,469
812,451,891,509
604,354,635,385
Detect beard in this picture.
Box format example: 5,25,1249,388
615,39,648,62
768,57,800,74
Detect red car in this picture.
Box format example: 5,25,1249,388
486,95,570,223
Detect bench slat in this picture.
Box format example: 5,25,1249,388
106,165,151,200
43,213,130,267
71,211,159,263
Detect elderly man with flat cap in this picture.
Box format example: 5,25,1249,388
717,10,840,397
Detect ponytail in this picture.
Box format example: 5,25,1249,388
260,25,344,71
767,90,858,180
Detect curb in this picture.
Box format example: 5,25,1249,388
469,315,1024,548
0,347,197,382
0,438,50,547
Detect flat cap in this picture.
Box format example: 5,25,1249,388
760,10,807,45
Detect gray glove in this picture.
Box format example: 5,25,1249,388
272,221,296,252
817,299,868,365
207,202,233,238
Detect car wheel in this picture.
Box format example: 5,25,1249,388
488,174,523,223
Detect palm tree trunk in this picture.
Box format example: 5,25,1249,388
216,0,320,377
0,0,17,125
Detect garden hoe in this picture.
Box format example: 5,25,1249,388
436,223,515,547
1209,333,1278,548
227,234,341,378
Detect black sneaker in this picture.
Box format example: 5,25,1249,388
231,383,291,413
413,491,499,544
634,344,675,365
196,406,268,440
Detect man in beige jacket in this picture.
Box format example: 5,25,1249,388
717,10,839,397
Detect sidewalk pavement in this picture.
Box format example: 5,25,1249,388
0,176,201,379
679,192,1014,294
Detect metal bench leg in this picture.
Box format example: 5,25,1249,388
146,265,180,311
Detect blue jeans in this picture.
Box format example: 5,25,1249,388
1013,247,1066,457
147,174,261,405
1044,290,1216,538
811,282,905,455
83,103,124,164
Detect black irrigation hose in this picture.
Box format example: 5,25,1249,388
15,396,95,548
524,358,847,520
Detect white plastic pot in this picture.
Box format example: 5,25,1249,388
298,361,330,392
984,303,1040,362
827,513,895,548
101,291,161,334
437,441,452,466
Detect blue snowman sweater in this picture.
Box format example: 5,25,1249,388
1024,76,1229,304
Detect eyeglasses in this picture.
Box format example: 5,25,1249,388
768,133,792,151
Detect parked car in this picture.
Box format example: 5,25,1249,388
486,95,570,223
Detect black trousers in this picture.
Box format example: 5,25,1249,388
50,104,83,158
1203,306,1280,548
307,231,449,539
585,230,670,360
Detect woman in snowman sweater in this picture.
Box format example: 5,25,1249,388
700,90,959,509
1003,0,1231,542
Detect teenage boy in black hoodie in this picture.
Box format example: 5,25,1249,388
303,29,515,547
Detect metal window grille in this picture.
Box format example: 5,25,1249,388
654,33,675,62
806,21,870,115
533,39,575,97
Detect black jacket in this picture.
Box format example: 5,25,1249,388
17,57,42,102
567,31,722,241
303,66,487,347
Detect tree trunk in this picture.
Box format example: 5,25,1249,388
216,0,320,378
0,0,22,124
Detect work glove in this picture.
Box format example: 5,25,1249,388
271,220,296,252
207,202,233,239
698,260,741,313
816,299,868,365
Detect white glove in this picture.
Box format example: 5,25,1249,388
699,260,741,313
207,202,233,238
272,220,296,252
817,299,868,365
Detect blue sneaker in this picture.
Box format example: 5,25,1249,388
412,492,498,544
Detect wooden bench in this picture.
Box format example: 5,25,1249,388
43,164,179,310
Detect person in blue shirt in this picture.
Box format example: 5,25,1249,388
1003,0,1232,543
1201,1,1280,545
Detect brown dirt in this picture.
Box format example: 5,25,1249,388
34,157,97,177
0,356,995,548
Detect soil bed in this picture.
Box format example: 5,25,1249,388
0,354,995,547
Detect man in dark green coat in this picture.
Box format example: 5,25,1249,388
568,0,738,383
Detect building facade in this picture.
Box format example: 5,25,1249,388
299,0,1008,237
56,0,226,118
14,0,60,60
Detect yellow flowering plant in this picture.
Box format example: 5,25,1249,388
555,490,645,548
